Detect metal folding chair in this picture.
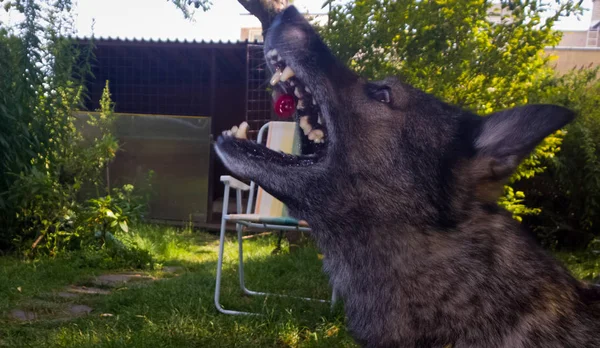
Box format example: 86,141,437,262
214,121,337,316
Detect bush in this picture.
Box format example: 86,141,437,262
319,0,581,222
0,1,155,263
519,68,600,250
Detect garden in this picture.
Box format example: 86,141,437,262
1,0,600,346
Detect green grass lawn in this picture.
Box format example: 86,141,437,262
2,225,600,348
0,225,355,347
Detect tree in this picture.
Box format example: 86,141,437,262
317,0,582,220
171,0,288,34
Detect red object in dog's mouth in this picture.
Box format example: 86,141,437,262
274,93,296,118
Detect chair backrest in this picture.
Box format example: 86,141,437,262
254,122,301,217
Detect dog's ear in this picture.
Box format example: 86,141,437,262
471,104,575,183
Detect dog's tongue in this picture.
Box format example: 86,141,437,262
273,93,295,119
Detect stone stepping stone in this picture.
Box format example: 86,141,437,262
92,273,155,287
62,285,111,296
162,266,184,274
67,305,92,317
10,309,38,321
56,292,79,299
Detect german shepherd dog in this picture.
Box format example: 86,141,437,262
214,6,600,347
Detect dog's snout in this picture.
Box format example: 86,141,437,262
269,6,302,35
265,6,313,61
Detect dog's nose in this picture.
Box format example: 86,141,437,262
269,5,302,31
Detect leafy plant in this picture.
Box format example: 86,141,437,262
519,68,600,249
0,1,155,260
319,0,582,220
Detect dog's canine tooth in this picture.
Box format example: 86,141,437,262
312,99,317,105
281,66,295,81
294,87,303,98
235,121,249,139
266,49,278,58
305,86,311,93
270,69,282,86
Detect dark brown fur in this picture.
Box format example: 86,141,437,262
214,6,600,347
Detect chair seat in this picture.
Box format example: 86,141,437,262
226,214,309,227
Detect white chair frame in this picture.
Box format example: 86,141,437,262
214,122,337,316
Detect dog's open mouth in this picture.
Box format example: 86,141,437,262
266,48,327,145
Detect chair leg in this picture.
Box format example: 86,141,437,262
214,184,257,316
216,186,333,314
237,221,249,293
330,288,338,311
235,226,330,304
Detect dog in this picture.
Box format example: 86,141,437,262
214,6,600,347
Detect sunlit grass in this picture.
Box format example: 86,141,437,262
0,225,354,347
2,224,599,347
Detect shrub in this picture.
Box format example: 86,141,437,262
519,68,600,249
0,1,154,263
319,0,582,221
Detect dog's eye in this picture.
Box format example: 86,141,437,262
368,85,391,104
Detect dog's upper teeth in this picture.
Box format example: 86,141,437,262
308,129,324,142
270,69,282,86
266,49,278,58
280,66,295,82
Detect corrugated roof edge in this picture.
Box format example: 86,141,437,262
68,36,263,46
